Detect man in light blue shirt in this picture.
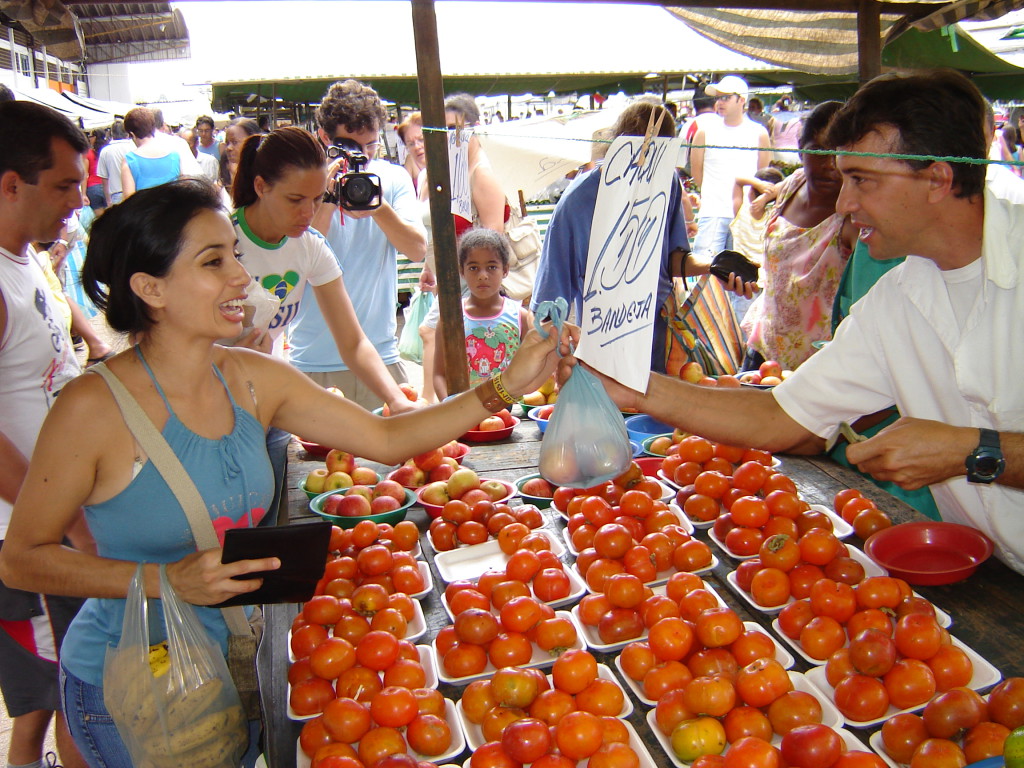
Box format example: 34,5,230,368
291,79,427,409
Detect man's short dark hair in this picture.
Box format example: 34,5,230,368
0,84,14,103
316,79,386,136
612,101,677,139
0,101,88,182
444,93,480,125
195,115,214,130
823,69,987,199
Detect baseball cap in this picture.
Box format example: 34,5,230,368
706,75,749,99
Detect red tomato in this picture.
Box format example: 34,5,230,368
987,676,1024,729
881,712,930,763
833,674,890,722
734,657,793,708
723,736,780,768
501,717,552,763
848,628,897,677
767,690,823,736
884,658,937,710
289,677,335,717
922,687,987,739
780,724,842,768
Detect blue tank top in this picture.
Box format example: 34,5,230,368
125,151,180,190
61,348,274,687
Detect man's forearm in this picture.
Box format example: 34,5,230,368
0,432,28,507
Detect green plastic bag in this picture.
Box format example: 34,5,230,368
399,289,433,364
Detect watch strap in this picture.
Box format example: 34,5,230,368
979,428,1000,451
475,373,516,413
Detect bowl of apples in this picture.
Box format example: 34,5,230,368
738,360,791,389
527,404,555,434
415,467,515,519
309,479,416,527
515,473,556,508
299,450,382,499
386,441,472,490
460,409,518,442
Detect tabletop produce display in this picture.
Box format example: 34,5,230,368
261,419,1024,768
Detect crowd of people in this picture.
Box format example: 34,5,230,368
0,67,1023,767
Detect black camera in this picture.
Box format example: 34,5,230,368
323,138,382,211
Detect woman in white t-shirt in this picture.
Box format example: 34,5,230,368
231,127,418,514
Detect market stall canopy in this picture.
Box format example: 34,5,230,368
12,85,113,127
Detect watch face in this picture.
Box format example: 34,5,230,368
976,456,999,475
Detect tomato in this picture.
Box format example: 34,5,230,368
290,677,336,717
723,736,780,768
927,645,974,691
909,738,967,768
505,549,542,583
458,520,489,546
723,706,773,743
824,556,866,586
358,726,407,767
679,436,716,464
852,507,892,540
730,629,777,668
833,488,864,519
750,568,791,608
553,649,599,694
655,687,698,735
673,539,714,572
881,712,930,763
678,588,721,622
833,674,890,722
578,593,613,626
648,617,696,662
730,497,770,529
796,509,834,536
684,675,737,718
797,528,841,566
759,534,800,572
622,545,657,583
789,564,826,600
370,607,409,638
411,687,445,718
489,632,533,668
849,628,897,677
598,608,644,645
735,657,793,708
884,658,937,710
833,753,887,768
462,680,498,724
492,667,541,709
355,630,399,671
987,676,1024,729
370,685,419,728
619,641,657,682
470,742,521,768
530,687,577,726
585,557,627,593
734,558,764,593
778,599,815,640
516,504,545,529
809,579,857,624
963,721,1010,763
299,717,334,759
732,461,770,494
304,595,344,626
500,716,552,763
855,576,903,610
291,623,329,659
406,713,452,757
443,641,488,679
318,697,370,744
724,526,764,557
780,724,842,768
825,648,857,688
767,690,823,735
894,613,943,661
846,608,893,640
688,648,739,682
684,493,721,523
640,594,682,628
588,741,641,768
351,583,389,614
695,606,744,648
309,636,357,681
535,616,578,653
454,607,500,646
576,677,625,716
491,580,532,610
581,496,615,527
335,665,383,703
799,616,846,661
670,716,727,763
500,595,545,634
922,687,987,739
555,710,604,760
605,573,646,609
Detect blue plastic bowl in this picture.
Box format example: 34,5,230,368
624,414,675,445
630,440,642,458
528,406,552,434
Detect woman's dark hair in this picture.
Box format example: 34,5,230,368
457,228,512,270
799,101,843,149
83,178,224,335
445,94,480,126
612,101,677,139
219,118,262,187
823,69,987,199
232,126,326,208
123,107,156,139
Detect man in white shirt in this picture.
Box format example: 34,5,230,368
589,70,1024,575
96,121,133,205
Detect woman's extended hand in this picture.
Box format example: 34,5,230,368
164,549,280,606
502,321,580,397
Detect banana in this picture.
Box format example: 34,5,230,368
145,704,243,755
145,709,246,768
148,642,170,678
163,677,223,730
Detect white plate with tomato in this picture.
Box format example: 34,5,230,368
434,531,565,584
439,563,587,621
462,720,657,768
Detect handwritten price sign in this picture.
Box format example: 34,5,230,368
577,135,682,392
448,127,472,222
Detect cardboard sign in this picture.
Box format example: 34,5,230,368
576,134,682,392
448,126,472,222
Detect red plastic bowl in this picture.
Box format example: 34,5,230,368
416,479,515,519
460,416,519,443
296,438,330,458
865,521,994,585
634,457,663,478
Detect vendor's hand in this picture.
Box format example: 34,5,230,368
845,417,977,490
725,273,760,299
502,322,579,397
556,356,645,413
165,549,280,606
418,268,437,293
387,396,424,415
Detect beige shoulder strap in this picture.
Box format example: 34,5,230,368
91,362,251,636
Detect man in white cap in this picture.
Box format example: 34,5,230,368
689,75,771,268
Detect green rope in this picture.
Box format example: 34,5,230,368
421,124,1024,168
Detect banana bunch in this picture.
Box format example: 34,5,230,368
148,642,170,678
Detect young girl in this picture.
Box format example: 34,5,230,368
433,229,532,400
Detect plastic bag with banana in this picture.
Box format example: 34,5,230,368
103,565,247,768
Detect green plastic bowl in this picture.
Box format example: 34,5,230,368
299,470,382,501
514,473,556,509
309,487,415,528
641,433,675,457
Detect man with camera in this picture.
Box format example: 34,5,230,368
291,79,427,409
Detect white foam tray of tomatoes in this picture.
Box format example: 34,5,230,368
723,544,887,616
560,506,695,557
553,479,677,521
431,609,588,685
434,530,565,584
612,622,798,707
425,516,546,555
455,663,633,751
647,714,871,768
440,564,587,621
708,504,853,561
287,644,438,721
295,697,466,767
802,637,1001,728
570,582,726,654
288,598,428,663
461,720,656,768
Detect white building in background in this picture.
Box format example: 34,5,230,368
1,22,85,95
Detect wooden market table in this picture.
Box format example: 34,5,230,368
258,420,1024,768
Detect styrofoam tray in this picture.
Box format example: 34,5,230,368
440,563,587,621
460,720,656,768
295,696,465,766
571,581,727,653
410,559,434,600
613,621,797,706
708,504,854,561
570,546,719,593
868,730,909,768
434,530,565,583
456,663,632,750
647,694,857,768
426,522,554,555
670,498,718,530
287,597,428,663
560,507,694,557
431,609,587,685
553,480,677,521
288,643,438,721
803,635,1002,728
723,544,887,616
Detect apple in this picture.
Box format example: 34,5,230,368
440,440,462,459
326,386,345,398
370,495,402,515
460,488,492,506
304,468,329,494
345,484,374,502
698,376,718,387
324,471,353,491
391,464,426,488
546,392,559,404
413,448,445,472
649,436,673,455
739,371,762,385
760,375,783,386
521,477,555,498
477,416,506,431
781,369,794,380
399,383,419,402
373,479,406,503
337,494,372,517
537,405,555,420
522,391,546,406
322,493,345,516
446,468,481,500
326,449,356,476
759,360,783,379
495,409,515,428
679,361,704,384
717,375,742,388
480,479,510,502
428,462,457,483
420,481,451,507
350,466,379,485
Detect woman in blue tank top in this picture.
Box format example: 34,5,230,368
0,179,574,768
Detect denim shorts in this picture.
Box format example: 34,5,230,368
60,663,132,768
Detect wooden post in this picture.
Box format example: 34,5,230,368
858,0,882,83
411,0,469,394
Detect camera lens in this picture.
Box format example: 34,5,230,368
344,176,376,206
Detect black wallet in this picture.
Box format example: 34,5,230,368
215,522,332,607
709,249,760,285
